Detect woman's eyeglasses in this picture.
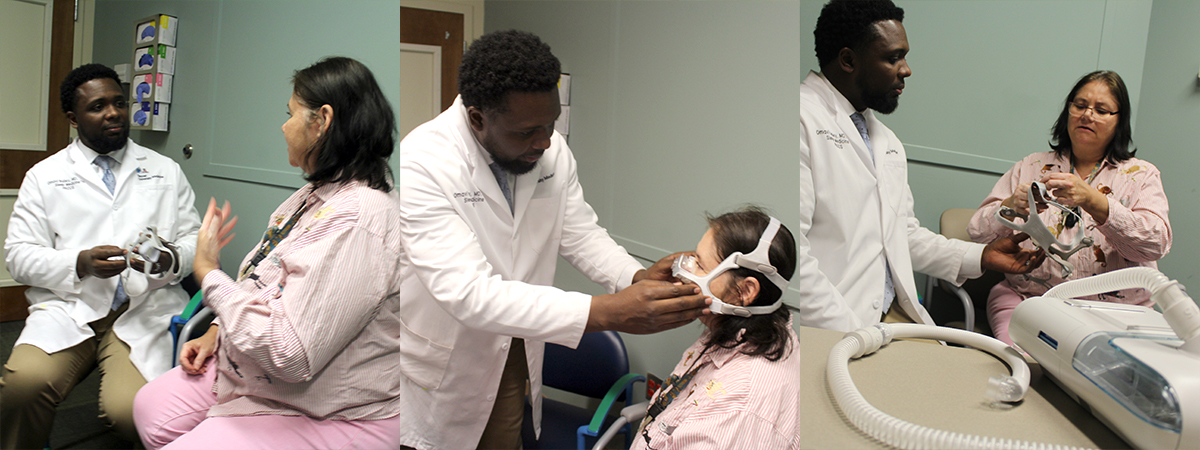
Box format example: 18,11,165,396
1069,101,1118,118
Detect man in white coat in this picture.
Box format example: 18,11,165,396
2,64,201,449
397,30,710,450
795,0,1043,332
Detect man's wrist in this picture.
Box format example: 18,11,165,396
164,241,181,274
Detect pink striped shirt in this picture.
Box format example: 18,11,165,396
632,315,802,450
200,180,404,420
968,152,1171,305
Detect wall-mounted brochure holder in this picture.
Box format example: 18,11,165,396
131,14,177,132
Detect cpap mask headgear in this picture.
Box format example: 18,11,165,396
121,226,178,297
672,216,790,317
996,181,1093,281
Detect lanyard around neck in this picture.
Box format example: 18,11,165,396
239,189,316,281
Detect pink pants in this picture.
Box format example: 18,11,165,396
133,362,402,450
986,282,1026,346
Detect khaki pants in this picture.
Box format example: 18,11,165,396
476,338,528,450
0,304,146,449
882,303,918,324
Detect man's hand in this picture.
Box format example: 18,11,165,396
128,238,174,275
179,324,219,375
587,280,710,334
632,251,696,284
982,232,1046,274
76,245,127,279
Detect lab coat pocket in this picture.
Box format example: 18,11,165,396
522,196,560,248
131,184,180,234
398,316,454,390
878,160,908,215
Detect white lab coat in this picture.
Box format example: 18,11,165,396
396,96,644,449
795,71,983,332
5,139,200,380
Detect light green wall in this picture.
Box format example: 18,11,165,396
487,0,1191,390
486,0,805,384
93,0,405,271
87,0,1198,407
1134,0,1200,285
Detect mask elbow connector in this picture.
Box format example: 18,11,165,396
987,375,1027,403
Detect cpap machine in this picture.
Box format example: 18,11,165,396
1010,267,1200,450
826,267,1199,449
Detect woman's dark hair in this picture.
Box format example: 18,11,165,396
458,29,561,113
702,206,797,361
1049,70,1136,164
814,0,904,68
292,56,396,192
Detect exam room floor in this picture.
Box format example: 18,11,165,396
0,319,137,449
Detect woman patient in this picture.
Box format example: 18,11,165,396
968,70,1171,345
131,57,405,449
633,207,801,450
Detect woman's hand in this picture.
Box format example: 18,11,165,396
1043,172,1109,224
179,324,219,375
1000,182,1048,217
194,198,238,284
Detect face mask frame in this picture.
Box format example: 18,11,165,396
121,226,174,297
996,181,1094,281
672,217,790,317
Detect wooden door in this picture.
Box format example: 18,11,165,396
400,6,464,113
0,0,75,321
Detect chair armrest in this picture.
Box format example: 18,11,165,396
173,307,214,367
618,401,648,423
936,279,975,332
590,402,648,450
586,373,646,434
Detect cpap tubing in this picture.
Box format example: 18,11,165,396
827,323,1097,450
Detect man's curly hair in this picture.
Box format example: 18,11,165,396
814,0,904,68
61,63,121,114
458,29,561,113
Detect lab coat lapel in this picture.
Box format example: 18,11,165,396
456,102,517,225
511,154,549,226
866,113,901,216
67,142,113,197
837,114,877,178
469,153,514,225
112,146,142,195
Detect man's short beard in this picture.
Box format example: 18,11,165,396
491,155,537,175
89,131,128,154
865,94,899,115
864,89,902,115
856,78,900,115
482,134,538,175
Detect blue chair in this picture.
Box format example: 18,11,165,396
522,331,645,450
169,291,214,365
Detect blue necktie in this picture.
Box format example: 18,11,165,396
489,162,514,215
850,113,896,313
94,155,128,311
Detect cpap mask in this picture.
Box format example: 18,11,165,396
121,226,176,297
996,181,1093,281
671,217,790,317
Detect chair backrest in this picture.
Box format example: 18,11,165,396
939,208,977,241
542,330,630,400
934,207,1004,335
